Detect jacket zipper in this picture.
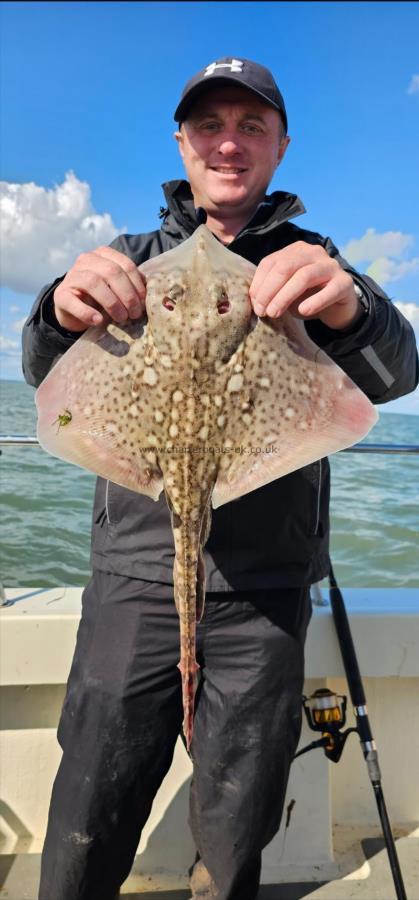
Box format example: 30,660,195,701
105,480,111,525
314,460,322,535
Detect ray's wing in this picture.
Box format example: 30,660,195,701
36,319,164,500
212,312,378,509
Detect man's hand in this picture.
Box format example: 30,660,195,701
53,246,146,332
249,242,363,330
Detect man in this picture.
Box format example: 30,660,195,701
23,58,418,900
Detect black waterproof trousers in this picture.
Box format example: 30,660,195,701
38,571,312,900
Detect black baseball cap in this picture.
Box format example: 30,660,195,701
174,57,288,132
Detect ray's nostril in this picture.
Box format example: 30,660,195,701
163,297,176,311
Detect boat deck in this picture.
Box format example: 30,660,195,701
1,586,418,899
1,826,418,899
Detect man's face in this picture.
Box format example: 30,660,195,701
175,86,290,220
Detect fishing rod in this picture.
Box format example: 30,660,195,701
295,564,407,900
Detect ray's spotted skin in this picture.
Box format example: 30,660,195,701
35,226,377,749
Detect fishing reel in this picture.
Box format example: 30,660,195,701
295,688,357,763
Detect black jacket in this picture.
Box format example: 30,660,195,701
22,180,419,592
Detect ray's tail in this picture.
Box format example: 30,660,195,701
177,654,200,750
175,560,201,750
173,541,202,752
170,503,211,752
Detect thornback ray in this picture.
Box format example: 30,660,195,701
35,225,378,749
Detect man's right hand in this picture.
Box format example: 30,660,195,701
53,246,147,332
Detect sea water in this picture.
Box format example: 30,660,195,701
1,379,418,589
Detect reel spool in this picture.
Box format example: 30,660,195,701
297,687,356,762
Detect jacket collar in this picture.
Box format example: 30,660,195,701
160,179,306,241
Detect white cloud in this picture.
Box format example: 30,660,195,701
366,256,419,285
8,304,21,314
0,335,19,351
0,171,122,294
394,301,419,326
407,74,419,95
381,299,419,415
11,316,27,333
341,228,419,286
394,301,419,340
341,228,413,265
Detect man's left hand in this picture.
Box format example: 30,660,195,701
249,241,363,330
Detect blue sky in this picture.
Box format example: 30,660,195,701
1,0,418,414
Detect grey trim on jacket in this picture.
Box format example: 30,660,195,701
22,180,419,592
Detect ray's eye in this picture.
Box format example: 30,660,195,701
163,282,183,311
162,297,176,311
217,289,230,315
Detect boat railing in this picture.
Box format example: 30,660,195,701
1,436,419,452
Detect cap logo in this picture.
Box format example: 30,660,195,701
204,59,244,77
